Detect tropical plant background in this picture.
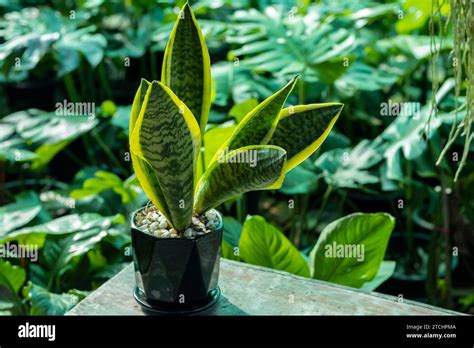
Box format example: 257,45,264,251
1,0,473,315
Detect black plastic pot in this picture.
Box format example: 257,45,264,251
131,208,223,315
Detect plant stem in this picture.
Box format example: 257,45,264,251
98,63,112,100
405,160,415,268
62,74,80,102
314,184,332,232
91,128,127,175
236,196,247,223
298,76,305,104
294,194,309,248
150,49,158,80
440,169,453,308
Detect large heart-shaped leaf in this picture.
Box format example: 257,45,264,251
195,145,287,213
239,215,310,277
130,81,201,230
309,212,394,288
161,3,211,133
360,260,396,292
269,103,343,173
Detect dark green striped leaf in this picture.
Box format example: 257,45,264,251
131,81,201,231
195,145,287,213
270,103,343,172
212,77,298,164
162,3,211,133
129,79,171,221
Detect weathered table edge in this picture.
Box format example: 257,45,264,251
67,260,465,316
230,260,464,316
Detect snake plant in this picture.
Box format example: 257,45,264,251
129,3,343,232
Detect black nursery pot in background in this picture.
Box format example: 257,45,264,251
131,208,223,314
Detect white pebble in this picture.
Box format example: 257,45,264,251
151,213,159,221
162,231,171,238
205,210,218,221
149,222,159,231
158,220,168,229
192,217,200,225
184,228,193,238
142,219,150,225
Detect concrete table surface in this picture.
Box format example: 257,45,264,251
67,259,461,315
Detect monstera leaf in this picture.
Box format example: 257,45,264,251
227,6,356,83
269,103,343,173
195,145,287,213
130,81,201,231
315,139,383,189
161,3,211,133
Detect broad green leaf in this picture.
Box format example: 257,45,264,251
396,0,450,34
203,124,237,168
222,240,240,261
0,260,26,315
1,213,117,247
377,35,453,60
195,145,287,213
228,8,356,83
70,170,138,204
229,99,259,123
0,109,98,167
269,103,343,172
223,216,243,248
377,96,447,182
129,79,171,221
315,139,383,189
41,225,111,289
218,77,298,156
279,161,319,195
161,2,211,133
239,216,310,277
131,81,201,231
360,260,396,292
309,212,395,288
0,191,43,234
335,62,401,96
23,282,79,315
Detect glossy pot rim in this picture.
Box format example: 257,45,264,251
131,206,224,241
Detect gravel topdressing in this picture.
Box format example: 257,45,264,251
134,205,220,239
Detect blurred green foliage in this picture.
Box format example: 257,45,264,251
0,0,472,314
